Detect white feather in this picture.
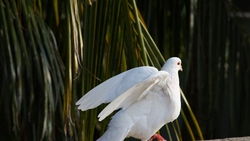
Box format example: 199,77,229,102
98,71,169,121
76,66,158,111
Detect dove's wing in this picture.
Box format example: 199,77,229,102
98,71,169,121
76,66,158,111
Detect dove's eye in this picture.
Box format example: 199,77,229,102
177,62,180,65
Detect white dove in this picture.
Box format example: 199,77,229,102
76,57,182,141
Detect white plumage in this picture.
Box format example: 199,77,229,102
76,57,183,141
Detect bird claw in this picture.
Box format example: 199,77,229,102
149,134,167,141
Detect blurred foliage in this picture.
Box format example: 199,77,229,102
138,0,250,139
0,0,249,141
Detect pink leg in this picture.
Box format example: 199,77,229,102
149,134,167,141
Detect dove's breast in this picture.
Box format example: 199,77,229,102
124,85,181,140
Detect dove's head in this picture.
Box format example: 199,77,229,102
161,57,183,72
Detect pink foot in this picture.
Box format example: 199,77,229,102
149,134,167,141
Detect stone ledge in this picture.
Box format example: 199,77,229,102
203,137,250,141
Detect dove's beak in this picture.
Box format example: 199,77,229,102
180,66,183,71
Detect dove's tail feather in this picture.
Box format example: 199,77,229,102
97,111,132,141
96,124,129,141
96,130,127,141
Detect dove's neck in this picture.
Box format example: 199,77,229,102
169,71,179,84
161,65,180,83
